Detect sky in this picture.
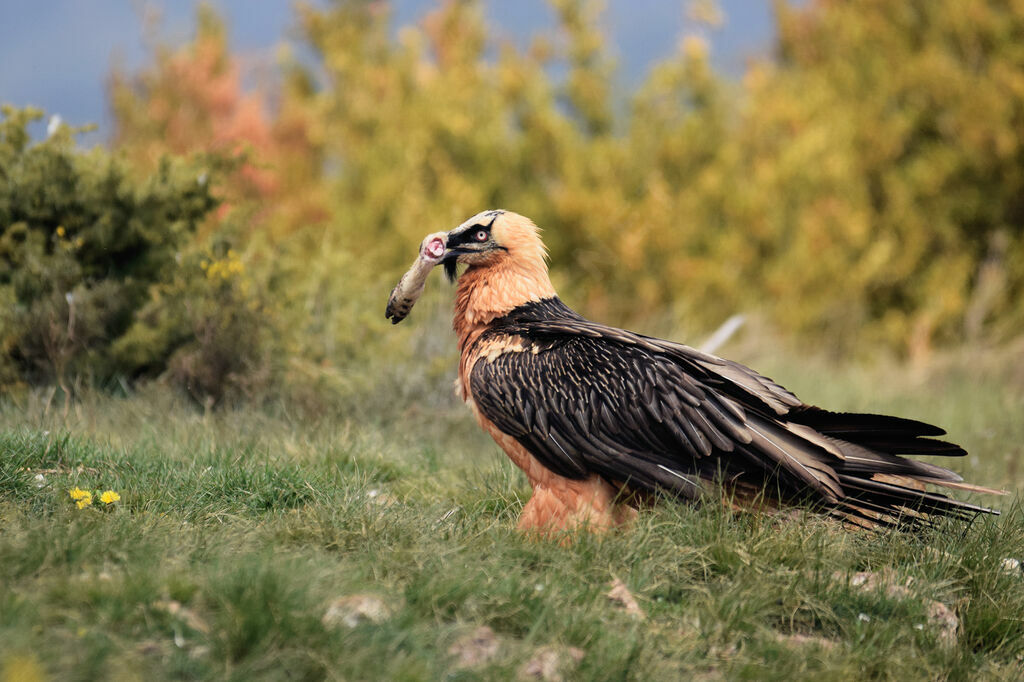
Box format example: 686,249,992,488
0,0,778,144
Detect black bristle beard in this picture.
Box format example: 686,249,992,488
444,258,459,283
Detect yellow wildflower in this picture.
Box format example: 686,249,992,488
56,226,66,237
205,259,224,280
100,490,120,505
76,494,93,509
69,486,89,501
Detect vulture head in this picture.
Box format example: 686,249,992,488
442,210,547,282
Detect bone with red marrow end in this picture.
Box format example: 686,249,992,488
385,232,446,323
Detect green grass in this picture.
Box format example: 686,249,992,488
1,346,1023,681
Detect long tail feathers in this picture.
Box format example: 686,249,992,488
740,407,1005,528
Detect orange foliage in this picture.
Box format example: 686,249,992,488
110,6,327,238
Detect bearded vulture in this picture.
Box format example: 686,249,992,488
386,210,1001,534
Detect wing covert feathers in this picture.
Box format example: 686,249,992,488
466,297,1001,528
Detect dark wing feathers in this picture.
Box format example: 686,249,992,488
503,315,802,416
472,333,844,502
473,338,725,495
790,407,947,437
470,299,1000,524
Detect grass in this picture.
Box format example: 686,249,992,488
1,340,1023,681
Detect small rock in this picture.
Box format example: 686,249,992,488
927,600,959,648
449,625,500,668
1000,558,1021,574
153,599,210,634
838,569,913,599
921,546,958,563
33,473,47,488
847,571,891,591
885,584,913,600
322,594,391,629
606,578,646,620
708,643,738,659
775,633,837,651
366,489,397,507
518,645,585,681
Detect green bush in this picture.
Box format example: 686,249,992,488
114,241,274,406
0,106,271,402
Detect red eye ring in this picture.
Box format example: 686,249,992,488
474,230,489,242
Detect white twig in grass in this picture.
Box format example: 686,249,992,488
435,507,460,527
700,314,746,355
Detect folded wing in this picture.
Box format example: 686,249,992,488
470,304,1000,527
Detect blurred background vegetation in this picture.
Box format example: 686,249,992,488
2,0,1023,406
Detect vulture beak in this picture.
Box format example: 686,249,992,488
440,210,506,282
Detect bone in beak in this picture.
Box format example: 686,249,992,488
385,231,448,324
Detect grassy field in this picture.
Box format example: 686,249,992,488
1,336,1023,681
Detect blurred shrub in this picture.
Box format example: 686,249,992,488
110,5,328,242
9,0,1020,407
729,0,1024,355
110,6,341,393
0,106,216,392
0,106,278,404
320,0,1024,359
114,243,274,406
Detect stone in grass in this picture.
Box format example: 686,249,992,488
606,578,646,620
322,594,391,629
774,633,837,651
153,599,210,634
927,601,959,648
518,645,585,681
837,570,960,647
838,570,914,600
365,488,397,507
448,626,500,669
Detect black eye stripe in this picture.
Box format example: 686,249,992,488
449,224,490,247
448,213,501,248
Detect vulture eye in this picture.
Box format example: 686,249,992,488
474,230,489,242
